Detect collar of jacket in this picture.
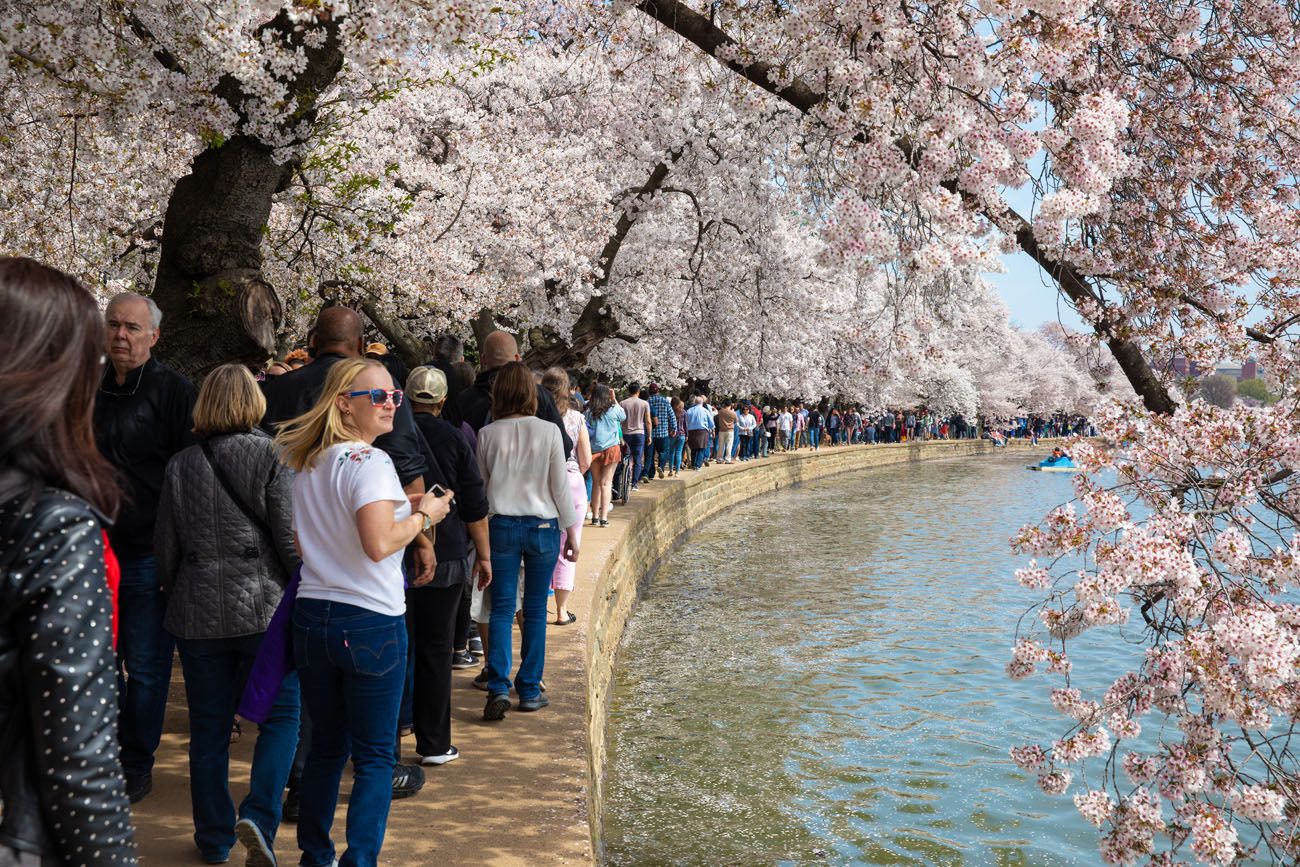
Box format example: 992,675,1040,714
100,354,158,395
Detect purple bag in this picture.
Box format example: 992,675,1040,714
237,565,300,724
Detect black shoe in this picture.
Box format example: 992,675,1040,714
484,693,511,721
517,694,550,712
281,788,300,823
125,772,152,804
467,635,484,656
472,668,490,690
452,650,477,669
392,763,425,799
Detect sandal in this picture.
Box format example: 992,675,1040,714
554,612,577,626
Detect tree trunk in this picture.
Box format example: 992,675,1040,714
151,139,290,380
360,299,428,372
150,11,344,381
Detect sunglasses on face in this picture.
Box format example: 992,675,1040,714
343,388,404,407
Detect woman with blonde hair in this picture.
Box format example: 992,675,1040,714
155,363,299,866
542,367,591,625
274,357,451,867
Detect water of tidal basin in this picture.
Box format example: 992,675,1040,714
601,452,1131,866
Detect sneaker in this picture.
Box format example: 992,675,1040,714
392,763,425,799
452,650,477,669
472,668,490,690
125,772,152,804
235,818,277,867
484,693,511,721
421,746,460,766
467,635,484,656
631,484,639,491
281,788,299,823
517,694,550,712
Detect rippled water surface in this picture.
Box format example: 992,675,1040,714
602,453,1135,866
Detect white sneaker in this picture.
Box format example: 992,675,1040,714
421,746,459,766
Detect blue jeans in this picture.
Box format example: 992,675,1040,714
651,435,670,477
486,515,561,701
293,599,407,867
624,433,646,486
178,636,300,860
117,553,174,777
810,428,822,449
670,435,686,471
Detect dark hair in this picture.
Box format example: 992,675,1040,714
0,257,119,516
448,360,475,395
431,333,464,365
587,382,615,420
491,361,538,419
627,381,641,395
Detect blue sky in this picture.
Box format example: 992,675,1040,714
986,252,1086,330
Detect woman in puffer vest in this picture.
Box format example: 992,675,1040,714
155,364,299,867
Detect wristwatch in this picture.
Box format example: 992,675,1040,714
419,510,433,532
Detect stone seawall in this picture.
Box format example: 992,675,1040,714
583,439,994,855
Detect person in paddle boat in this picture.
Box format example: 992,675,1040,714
1039,447,1075,468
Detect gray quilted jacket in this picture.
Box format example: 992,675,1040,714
155,430,297,640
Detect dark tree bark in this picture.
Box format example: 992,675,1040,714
634,0,1177,417
151,12,344,380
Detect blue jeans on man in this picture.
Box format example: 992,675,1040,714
117,553,175,778
293,598,407,867
650,435,670,478
486,515,561,701
178,636,300,862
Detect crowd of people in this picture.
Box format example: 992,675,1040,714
1,255,1080,867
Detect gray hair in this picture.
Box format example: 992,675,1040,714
107,292,162,329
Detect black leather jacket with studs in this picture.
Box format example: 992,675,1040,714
0,484,137,866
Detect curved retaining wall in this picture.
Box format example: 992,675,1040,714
583,439,994,854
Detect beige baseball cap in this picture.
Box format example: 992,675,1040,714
407,366,448,404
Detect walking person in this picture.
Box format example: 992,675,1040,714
619,383,650,491
154,364,300,866
0,257,137,866
670,397,688,475
94,290,197,804
275,358,452,867
405,366,491,768
715,401,737,463
478,363,581,721
543,368,591,626
585,383,625,526
645,383,676,480
685,395,714,470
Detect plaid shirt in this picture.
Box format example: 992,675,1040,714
647,394,677,437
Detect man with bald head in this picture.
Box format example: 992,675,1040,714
94,291,197,803
456,330,572,456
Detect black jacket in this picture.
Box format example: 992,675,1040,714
261,353,428,486
412,413,488,568
155,431,297,640
0,483,137,865
93,356,197,559
456,367,573,458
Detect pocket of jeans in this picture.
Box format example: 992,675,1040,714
342,623,403,677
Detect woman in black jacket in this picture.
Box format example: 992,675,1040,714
154,363,299,867
0,257,137,866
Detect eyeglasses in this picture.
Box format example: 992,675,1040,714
343,388,404,407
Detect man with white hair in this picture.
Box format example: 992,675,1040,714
93,291,197,804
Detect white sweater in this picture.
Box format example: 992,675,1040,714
477,416,580,529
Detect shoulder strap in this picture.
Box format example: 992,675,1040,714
200,440,273,540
